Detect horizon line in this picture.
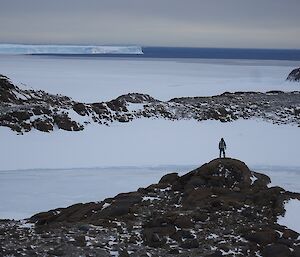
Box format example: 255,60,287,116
0,42,300,51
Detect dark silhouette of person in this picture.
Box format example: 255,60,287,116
219,138,226,158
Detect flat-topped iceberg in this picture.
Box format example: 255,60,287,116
0,44,143,55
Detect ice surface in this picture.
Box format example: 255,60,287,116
0,163,299,220
0,44,143,55
0,55,299,223
278,199,300,233
0,118,300,220
1,119,299,171
0,55,299,102
0,166,189,220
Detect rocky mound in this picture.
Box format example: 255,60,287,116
1,158,300,256
1,74,300,134
287,68,300,82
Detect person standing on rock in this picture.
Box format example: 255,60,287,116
219,138,226,158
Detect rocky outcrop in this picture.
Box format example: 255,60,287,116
1,158,299,256
0,74,83,133
287,68,300,82
1,74,300,133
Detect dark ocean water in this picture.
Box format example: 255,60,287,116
142,47,300,60
38,47,300,61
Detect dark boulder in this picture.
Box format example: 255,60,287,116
106,99,127,112
245,229,279,245
116,93,158,104
282,228,299,240
73,103,88,116
262,244,292,257
33,118,53,132
53,114,83,131
0,75,18,103
159,172,179,185
205,251,223,257
11,111,32,121
180,158,253,190
180,238,199,249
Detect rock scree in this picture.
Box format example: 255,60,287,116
1,158,300,256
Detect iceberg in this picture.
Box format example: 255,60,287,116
0,44,144,55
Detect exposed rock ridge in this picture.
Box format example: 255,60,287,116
1,74,300,134
1,158,299,256
287,68,300,82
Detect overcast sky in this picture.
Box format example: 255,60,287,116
0,0,299,49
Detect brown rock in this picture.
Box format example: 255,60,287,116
262,244,292,257
159,173,179,185
245,229,279,245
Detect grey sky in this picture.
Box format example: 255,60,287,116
0,0,299,48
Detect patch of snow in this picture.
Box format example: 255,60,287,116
250,174,258,185
13,90,28,100
278,199,300,233
207,233,219,239
109,250,119,257
126,103,145,112
64,109,92,124
18,220,35,229
142,196,160,202
101,203,111,210
160,186,171,192
275,230,283,238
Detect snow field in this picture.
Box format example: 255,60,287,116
0,55,299,230
1,119,300,171
0,56,299,102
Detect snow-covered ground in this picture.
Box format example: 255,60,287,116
278,200,300,233
1,119,299,170
0,55,299,102
0,55,299,228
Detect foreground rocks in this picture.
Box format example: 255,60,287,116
1,74,300,134
1,158,300,256
287,68,300,82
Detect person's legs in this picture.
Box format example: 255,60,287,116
220,149,225,158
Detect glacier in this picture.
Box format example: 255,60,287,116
0,44,144,55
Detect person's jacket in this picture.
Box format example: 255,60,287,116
219,140,226,150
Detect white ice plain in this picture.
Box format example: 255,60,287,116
278,200,300,234
0,56,299,232
1,119,300,171
0,119,300,224
0,162,299,221
0,55,299,102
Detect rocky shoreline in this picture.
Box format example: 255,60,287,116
0,74,300,134
1,158,300,257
